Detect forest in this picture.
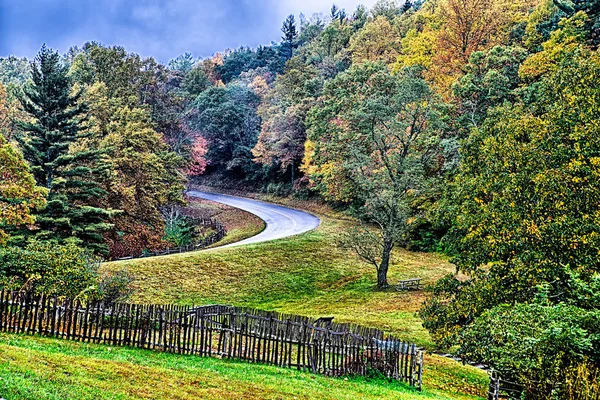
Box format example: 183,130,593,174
1,0,600,398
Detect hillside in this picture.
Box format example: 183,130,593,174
102,194,487,398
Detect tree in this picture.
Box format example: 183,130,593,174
281,14,299,60
182,65,211,97
331,4,347,21
188,84,261,176
0,133,47,246
371,0,402,19
452,45,529,128
253,57,322,184
436,0,507,73
421,33,600,394
168,52,195,73
16,45,114,254
307,63,443,287
187,135,209,176
82,82,185,259
0,56,30,87
349,16,403,64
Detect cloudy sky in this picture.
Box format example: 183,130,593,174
0,0,379,63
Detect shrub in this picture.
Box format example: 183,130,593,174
0,241,134,302
0,241,98,298
97,269,134,304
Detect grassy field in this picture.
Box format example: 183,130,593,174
0,333,471,400
0,192,486,399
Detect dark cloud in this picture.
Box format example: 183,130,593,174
0,0,377,62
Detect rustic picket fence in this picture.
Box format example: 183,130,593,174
0,290,423,389
115,218,226,261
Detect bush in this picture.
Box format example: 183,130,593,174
97,269,134,304
0,241,99,298
0,241,134,302
164,214,197,247
457,300,600,399
262,182,292,197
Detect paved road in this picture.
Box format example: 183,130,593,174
187,191,321,249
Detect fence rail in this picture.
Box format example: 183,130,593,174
489,371,525,400
0,291,423,389
115,218,226,261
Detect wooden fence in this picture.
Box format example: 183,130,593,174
115,218,226,261
0,291,423,389
488,371,525,400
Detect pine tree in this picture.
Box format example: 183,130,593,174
16,45,114,254
281,14,298,60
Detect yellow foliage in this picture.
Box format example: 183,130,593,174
349,16,402,65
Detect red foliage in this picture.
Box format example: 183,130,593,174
187,135,209,176
105,222,168,260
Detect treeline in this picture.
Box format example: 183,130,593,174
2,0,600,396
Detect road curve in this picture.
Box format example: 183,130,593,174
187,191,321,249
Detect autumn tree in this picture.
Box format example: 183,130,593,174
253,57,321,185
439,0,505,62
16,46,114,254
421,23,600,394
349,16,403,65
0,134,47,246
307,63,443,287
81,82,184,258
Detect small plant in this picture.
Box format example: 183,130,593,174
162,206,198,247
97,269,135,304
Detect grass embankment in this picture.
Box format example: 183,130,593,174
0,333,463,400
0,191,486,399
183,196,265,247
103,192,486,399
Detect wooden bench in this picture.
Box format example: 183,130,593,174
397,278,423,291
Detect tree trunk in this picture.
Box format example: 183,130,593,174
291,159,295,189
377,238,393,288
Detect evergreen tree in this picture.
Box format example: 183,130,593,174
16,45,114,254
281,14,298,60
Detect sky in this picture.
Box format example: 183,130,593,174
0,0,379,63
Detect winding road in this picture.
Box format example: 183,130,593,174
187,191,321,249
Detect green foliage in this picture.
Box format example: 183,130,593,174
422,28,600,397
16,45,114,254
0,56,30,88
182,65,211,97
307,63,444,287
163,215,197,247
188,84,261,175
0,129,47,245
459,299,600,397
0,241,99,299
281,14,299,60
168,52,195,73
452,45,529,128
215,46,284,84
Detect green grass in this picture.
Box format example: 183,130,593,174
101,195,487,398
0,333,476,400
0,193,487,399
